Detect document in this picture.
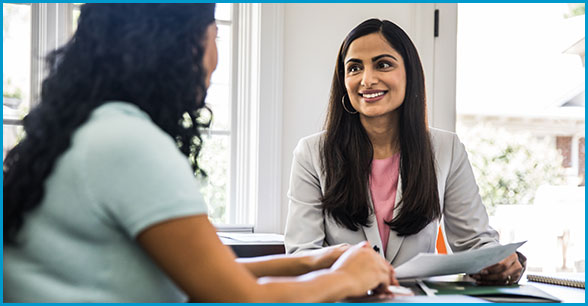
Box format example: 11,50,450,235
395,241,526,279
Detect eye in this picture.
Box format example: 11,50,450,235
346,64,362,74
377,61,393,70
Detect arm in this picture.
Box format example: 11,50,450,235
442,133,500,252
237,244,350,277
138,215,394,302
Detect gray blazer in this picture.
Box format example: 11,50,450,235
284,128,500,266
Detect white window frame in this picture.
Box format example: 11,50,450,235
230,4,284,233
30,3,73,109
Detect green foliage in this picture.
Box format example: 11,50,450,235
197,133,229,224
565,3,585,18
457,124,566,215
3,78,23,100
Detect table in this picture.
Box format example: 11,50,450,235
218,232,285,257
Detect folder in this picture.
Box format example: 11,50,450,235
423,280,562,303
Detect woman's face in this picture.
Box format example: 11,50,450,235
203,23,218,89
343,33,406,119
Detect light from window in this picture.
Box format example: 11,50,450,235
3,3,31,160
456,3,585,274
199,3,233,224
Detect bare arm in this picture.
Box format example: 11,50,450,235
138,215,395,302
237,244,349,277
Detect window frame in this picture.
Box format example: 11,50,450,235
230,4,284,233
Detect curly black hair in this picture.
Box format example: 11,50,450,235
3,3,216,244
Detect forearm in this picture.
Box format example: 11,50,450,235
254,270,355,303
238,254,314,277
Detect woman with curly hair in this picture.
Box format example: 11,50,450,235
3,4,397,302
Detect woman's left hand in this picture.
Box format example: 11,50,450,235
469,252,523,285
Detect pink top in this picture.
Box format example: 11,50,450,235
369,153,401,255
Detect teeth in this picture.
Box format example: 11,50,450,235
363,92,385,99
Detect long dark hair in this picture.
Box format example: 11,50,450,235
321,19,440,236
3,4,216,244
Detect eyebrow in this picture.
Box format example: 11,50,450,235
345,54,398,65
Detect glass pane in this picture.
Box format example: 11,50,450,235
206,83,230,131
198,134,230,224
207,23,231,131
3,124,24,161
456,3,585,273
210,23,231,86
3,3,31,121
72,4,81,32
215,3,231,22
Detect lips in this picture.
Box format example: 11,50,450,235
359,90,388,101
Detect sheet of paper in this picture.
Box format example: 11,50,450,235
394,241,526,279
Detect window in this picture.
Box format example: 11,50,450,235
456,3,585,273
199,3,233,225
2,3,250,228
3,3,73,160
3,3,31,159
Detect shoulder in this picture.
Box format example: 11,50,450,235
75,102,178,159
428,127,462,155
293,130,325,156
429,127,458,145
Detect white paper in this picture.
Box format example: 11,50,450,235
394,241,526,279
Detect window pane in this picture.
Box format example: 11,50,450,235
3,124,24,160
72,4,82,32
457,3,585,273
215,3,231,22
210,23,231,86
206,83,230,131
198,134,230,224
3,3,31,121
207,24,231,132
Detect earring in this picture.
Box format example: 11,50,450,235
341,95,358,114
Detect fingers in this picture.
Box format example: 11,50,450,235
389,266,400,286
472,253,523,285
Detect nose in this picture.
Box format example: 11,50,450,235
361,67,378,88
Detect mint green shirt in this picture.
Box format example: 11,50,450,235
4,102,208,302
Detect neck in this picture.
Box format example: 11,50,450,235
360,112,400,160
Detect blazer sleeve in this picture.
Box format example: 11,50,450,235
284,137,327,255
442,133,500,252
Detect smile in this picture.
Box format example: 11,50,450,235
359,90,388,101
362,92,385,99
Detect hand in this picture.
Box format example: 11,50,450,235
330,241,398,297
470,252,523,285
310,243,351,271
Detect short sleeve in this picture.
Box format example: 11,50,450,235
77,106,208,238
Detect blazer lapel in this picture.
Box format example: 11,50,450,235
362,190,384,256
385,175,405,262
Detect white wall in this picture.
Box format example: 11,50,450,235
277,3,444,232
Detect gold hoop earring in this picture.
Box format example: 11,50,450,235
341,95,358,114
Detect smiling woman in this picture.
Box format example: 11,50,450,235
284,18,527,287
